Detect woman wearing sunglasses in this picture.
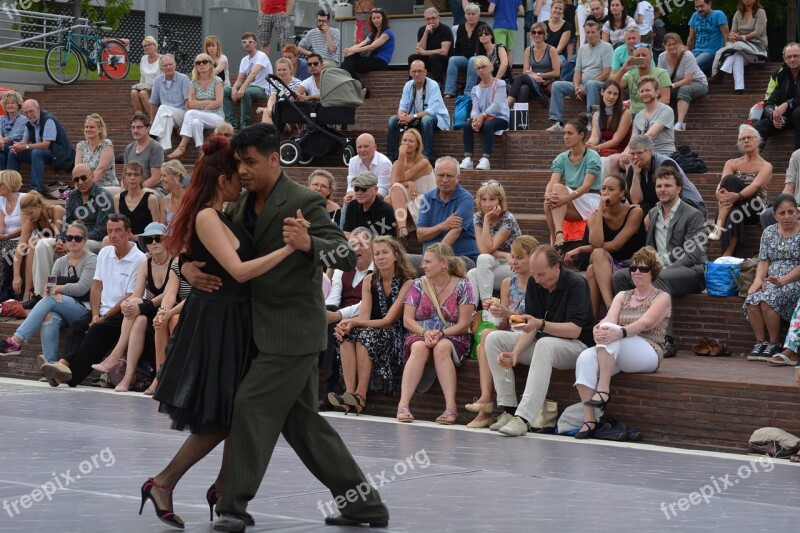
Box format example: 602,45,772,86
573,246,670,438
167,53,225,160
0,223,95,362
12,191,65,303
507,22,561,107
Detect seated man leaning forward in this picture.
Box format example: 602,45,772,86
414,156,479,270
486,244,594,436
40,214,146,387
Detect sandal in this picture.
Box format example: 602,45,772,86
553,231,566,254
575,420,597,440
342,392,366,415
397,406,414,423
327,392,351,415
707,339,731,357
166,147,185,160
768,352,799,366
436,409,459,425
692,336,712,356
584,391,609,409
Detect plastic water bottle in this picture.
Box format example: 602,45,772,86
748,101,764,125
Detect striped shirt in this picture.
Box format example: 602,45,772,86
298,28,340,64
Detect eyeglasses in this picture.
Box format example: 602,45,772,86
531,31,544,35
354,186,373,192
629,265,652,273
241,39,256,44
73,175,90,183
65,235,85,242
634,43,650,49
738,136,757,143
143,235,164,245
310,182,330,190
307,61,321,66
628,150,646,157
195,59,210,65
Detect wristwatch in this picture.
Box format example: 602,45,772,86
25,144,30,150
413,113,418,119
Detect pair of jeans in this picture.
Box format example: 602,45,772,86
548,79,603,122
444,55,478,96
223,85,268,126
386,114,438,161
7,148,52,191
463,117,509,157
14,294,89,362
754,106,800,151
692,51,714,73
0,144,11,169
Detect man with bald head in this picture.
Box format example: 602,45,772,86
8,99,74,194
342,133,392,226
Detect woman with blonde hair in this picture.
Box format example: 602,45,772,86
507,23,561,107
213,122,234,138
12,191,65,302
657,32,708,131
160,159,188,226
167,53,224,160
397,242,476,424
204,35,230,87
307,169,341,225
460,55,510,171
0,170,24,298
256,57,302,125
131,35,161,113
0,91,26,170
75,113,118,187
388,129,435,238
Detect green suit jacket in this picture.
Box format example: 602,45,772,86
227,171,356,356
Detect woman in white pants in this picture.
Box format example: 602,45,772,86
710,1,767,94
167,53,224,160
573,246,671,439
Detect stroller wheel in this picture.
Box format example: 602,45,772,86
279,140,301,167
298,152,314,166
342,144,356,166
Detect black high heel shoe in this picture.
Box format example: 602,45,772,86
585,391,609,409
206,483,221,522
575,421,597,440
327,392,350,414
139,478,184,529
342,392,366,415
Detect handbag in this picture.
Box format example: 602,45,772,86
737,257,759,297
108,359,155,392
705,261,740,297
531,399,558,432
56,265,90,302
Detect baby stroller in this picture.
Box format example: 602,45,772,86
270,68,362,167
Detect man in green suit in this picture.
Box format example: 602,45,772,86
191,124,389,531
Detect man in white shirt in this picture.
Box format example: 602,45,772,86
296,53,324,101
40,215,146,387
341,133,392,227
224,32,274,128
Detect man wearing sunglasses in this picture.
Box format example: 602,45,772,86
341,172,396,237
407,8,452,84
611,41,670,114
224,32,273,129
297,9,340,68
296,53,324,102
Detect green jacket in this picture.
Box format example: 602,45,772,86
227,172,356,356
764,62,800,111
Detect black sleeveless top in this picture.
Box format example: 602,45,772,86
145,257,173,300
369,278,397,320
605,207,646,262
119,190,154,235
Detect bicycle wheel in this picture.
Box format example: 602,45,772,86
44,45,82,85
100,39,130,79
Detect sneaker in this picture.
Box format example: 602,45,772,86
22,294,42,310
0,336,21,356
764,343,782,357
489,411,514,431
475,157,491,170
663,340,678,359
674,122,686,131
747,341,769,361
498,415,529,437
546,122,564,131
459,157,473,170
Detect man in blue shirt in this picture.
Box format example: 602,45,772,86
148,54,190,151
686,0,729,73
415,156,478,269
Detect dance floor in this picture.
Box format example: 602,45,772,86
1,377,798,532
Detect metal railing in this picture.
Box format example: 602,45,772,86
0,10,88,73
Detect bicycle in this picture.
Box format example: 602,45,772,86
149,24,191,74
44,17,130,85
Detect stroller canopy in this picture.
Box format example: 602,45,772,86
320,68,363,108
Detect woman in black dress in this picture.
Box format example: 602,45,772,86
140,136,294,529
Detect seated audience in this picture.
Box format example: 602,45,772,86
397,243,476,424
612,42,671,115
582,0,609,36
744,194,800,360
417,156,479,267
224,32,273,129
466,235,538,428
460,55,509,171
544,116,602,250
307,169,341,226
342,7,395,99
0,170,24,298
91,223,172,392
761,148,800,228
113,163,160,237
467,180,522,305
467,27,512,89
131,36,161,113
124,112,164,190
686,0,729,73
295,53,323,102
7,100,74,195
330,236,415,411
0,223,95,362
159,159,188,226
40,215,146,387
611,27,651,72
388,129,435,238
486,244,594,436
407,7,452,84
753,43,800,152
586,80,632,156
213,121,234,138
566,176,645,319
444,3,488,98
75,113,118,187
613,166,708,358
204,35,230,87
710,0,767,93
167,53,224,160
708,125,772,256
345,133,392,203
545,0,573,65
297,9,340,68
507,23,562,107
256,58,301,126
658,33,708,131
0,91,26,170
342,172,397,237
386,60,450,163
602,0,636,48
13,192,65,303
547,21,613,131
149,55,190,151
574,246,670,438
631,76,675,154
